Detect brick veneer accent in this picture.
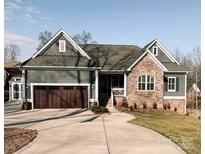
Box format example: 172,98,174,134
163,99,185,114
114,96,124,107
127,53,164,109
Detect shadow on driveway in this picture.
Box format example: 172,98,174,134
5,109,89,127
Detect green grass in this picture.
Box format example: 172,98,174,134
129,111,200,154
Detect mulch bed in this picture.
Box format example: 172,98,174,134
4,128,38,154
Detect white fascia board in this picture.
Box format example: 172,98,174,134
100,70,126,73
62,31,91,60
165,71,189,73
32,29,91,60
144,39,180,65
163,96,185,99
147,52,168,71
127,50,148,71
155,40,180,65
32,29,63,58
21,66,101,70
144,39,157,50
127,50,168,72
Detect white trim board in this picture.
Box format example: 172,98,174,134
20,66,101,70
30,83,90,109
167,77,176,92
32,29,91,60
127,50,168,71
144,39,180,65
163,96,185,99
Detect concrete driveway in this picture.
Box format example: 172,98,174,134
5,109,186,154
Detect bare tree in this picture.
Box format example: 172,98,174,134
72,30,97,44
37,31,52,50
4,48,9,63
4,44,21,63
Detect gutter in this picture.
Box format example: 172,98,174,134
18,66,102,70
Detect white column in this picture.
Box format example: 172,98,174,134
184,73,187,114
95,70,99,105
22,69,26,102
124,73,127,97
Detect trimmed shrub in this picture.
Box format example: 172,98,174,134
143,102,147,109
167,103,171,110
163,104,167,110
134,103,137,109
91,105,109,114
129,105,134,111
153,102,157,109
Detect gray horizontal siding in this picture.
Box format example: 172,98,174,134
26,70,95,100
164,73,186,96
148,42,173,63
41,34,79,56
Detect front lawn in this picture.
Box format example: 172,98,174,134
129,111,200,154
5,128,38,154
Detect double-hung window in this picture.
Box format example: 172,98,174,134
168,77,176,92
138,75,154,91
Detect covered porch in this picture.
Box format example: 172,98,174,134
98,73,127,107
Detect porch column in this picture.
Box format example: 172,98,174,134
95,70,99,105
22,69,27,103
184,72,187,114
124,73,127,97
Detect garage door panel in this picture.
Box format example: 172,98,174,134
34,86,88,109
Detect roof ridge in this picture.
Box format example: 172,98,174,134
80,43,142,48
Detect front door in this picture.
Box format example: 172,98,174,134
99,74,108,95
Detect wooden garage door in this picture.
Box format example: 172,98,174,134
34,86,88,109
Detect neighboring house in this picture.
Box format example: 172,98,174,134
4,63,23,101
187,82,201,103
20,29,188,113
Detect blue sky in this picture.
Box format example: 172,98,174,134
5,0,200,61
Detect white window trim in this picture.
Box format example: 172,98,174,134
168,77,176,92
11,83,23,100
152,46,158,56
137,75,155,91
59,40,66,52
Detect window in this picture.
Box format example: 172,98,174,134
12,83,22,100
168,77,176,92
152,46,158,56
138,75,154,91
147,75,154,90
59,40,66,52
138,75,146,90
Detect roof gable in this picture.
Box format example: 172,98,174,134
39,34,81,56
145,39,180,65
32,29,91,59
127,50,168,71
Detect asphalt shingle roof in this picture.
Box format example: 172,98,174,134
22,56,98,67
81,44,143,70
162,62,187,72
21,43,188,72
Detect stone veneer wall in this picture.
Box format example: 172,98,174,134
127,53,164,109
163,99,185,114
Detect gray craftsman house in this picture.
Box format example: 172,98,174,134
20,29,188,113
